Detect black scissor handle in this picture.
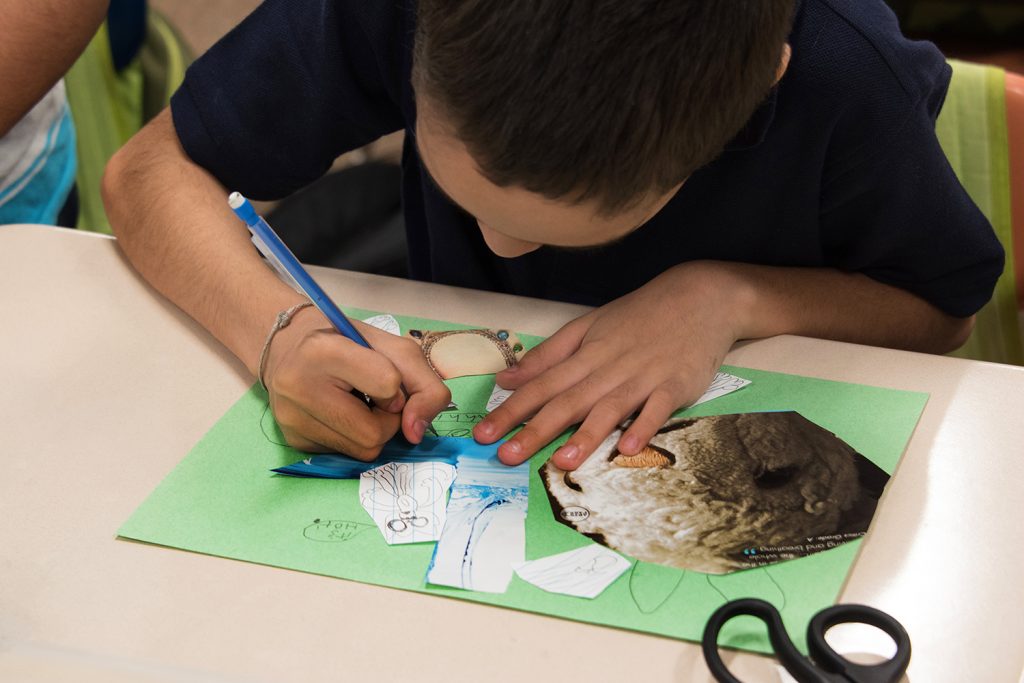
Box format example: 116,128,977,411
702,598,912,683
807,603,911,683
702,598,826,683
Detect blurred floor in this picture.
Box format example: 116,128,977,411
149,0,259,56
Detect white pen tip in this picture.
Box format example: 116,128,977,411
228,192,245,209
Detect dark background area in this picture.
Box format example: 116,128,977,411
884,0,1024,72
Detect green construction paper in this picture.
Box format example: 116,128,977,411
119,309,928,655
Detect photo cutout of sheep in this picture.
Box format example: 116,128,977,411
541,411,889,575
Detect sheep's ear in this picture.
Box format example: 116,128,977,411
803,499,829,515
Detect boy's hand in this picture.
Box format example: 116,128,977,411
262,310,451,460
473,262,750,470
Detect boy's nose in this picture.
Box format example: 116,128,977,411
477,221,541,258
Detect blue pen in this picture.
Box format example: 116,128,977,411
229,191,435,435
229,192,373,348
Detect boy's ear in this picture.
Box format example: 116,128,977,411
775,43,793,85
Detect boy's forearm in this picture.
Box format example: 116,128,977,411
706,261,975,354
0,0,110,136
102,109,305,375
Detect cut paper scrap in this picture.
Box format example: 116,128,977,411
361,313,401,336
359,461,456,545
271,435,466,478
484,370,751,413
486,384,515,413
427,440,529,593
513,545,630,599
698,371,752,405
409,328,525,380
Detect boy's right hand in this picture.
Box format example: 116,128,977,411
260,308,451,460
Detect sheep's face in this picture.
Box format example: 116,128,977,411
540,412,887,574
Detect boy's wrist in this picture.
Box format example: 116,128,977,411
257,302,314,390
669,260,762,342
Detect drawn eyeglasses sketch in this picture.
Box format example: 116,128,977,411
359,462,456,545
386,514,430,533
542,411,889,575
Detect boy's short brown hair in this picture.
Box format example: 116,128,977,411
413,0,797,214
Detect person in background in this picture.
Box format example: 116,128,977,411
0,0,109,226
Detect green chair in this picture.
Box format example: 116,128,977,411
936,58,1024,365
64,10,192,234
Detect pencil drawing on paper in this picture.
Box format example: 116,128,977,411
628,561,687,614
513,545,631,599
302,519,374,543
542,411,889,574
359,461,456,545
431,411,487,438
699,372,750,402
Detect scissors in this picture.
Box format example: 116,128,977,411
702,598,911,683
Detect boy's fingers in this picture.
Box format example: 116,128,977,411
312,336,406,408
401,383,452,443
494,315,590,390
383,340,452,443
550,385,646,470
275,397,399,460
497,376,639,466
476,350,596,444
618,383,690,456
495,396,589,465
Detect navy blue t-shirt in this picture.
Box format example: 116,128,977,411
171,0,1004,317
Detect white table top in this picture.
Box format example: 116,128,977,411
2,225,1022,683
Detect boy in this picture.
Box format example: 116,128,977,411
102,0,1003,472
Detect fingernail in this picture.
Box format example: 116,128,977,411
619,435,640,454
413,420,427,440
500,440,522,459
477,422,496,439
555,444,581,464
386,396,404,412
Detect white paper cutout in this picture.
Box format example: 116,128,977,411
359,461,455,545
694,372,751,406
485,384,515,413
484,372,751,414
427,445,529,593
513,545,631,599
361,314,402,336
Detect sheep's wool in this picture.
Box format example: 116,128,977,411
541,412,885,574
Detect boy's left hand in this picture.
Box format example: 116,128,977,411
473,261,751,470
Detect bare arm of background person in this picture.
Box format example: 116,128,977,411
0,0,110,136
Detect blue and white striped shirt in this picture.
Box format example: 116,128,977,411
0,81,77,226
